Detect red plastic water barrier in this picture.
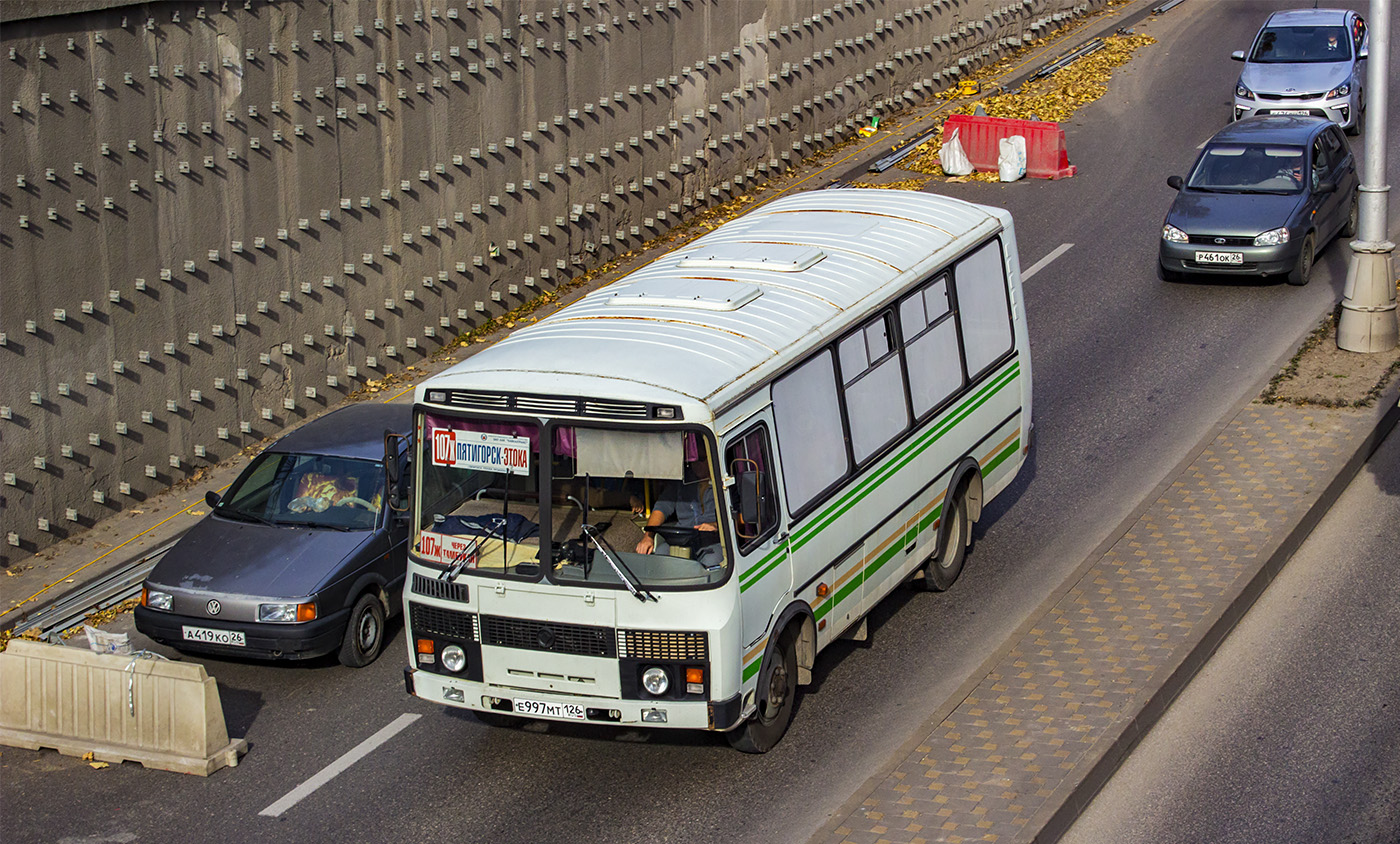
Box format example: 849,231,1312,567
943,114,1077,179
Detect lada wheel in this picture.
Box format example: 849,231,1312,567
1286,234,1315,287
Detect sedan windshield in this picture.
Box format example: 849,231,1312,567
1249,25,1351,63
1188,144,1305,194
220,452,386,530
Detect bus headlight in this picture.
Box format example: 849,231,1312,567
441,644,467,673
641,666,669,695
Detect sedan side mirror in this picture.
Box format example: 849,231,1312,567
1167,175,1184,191
1230,50,1246,62
1316,180,1336,195
205,489,222,509
1357,47,1367,59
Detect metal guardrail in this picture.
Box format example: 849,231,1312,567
8,538,179,642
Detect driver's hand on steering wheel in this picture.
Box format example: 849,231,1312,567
697,522,717,532
636,534,656,555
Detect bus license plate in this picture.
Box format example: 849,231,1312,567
1195,251,1243,265
513,698,586,720
182,626,246,646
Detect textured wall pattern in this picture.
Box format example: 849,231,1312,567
0,0,1097,565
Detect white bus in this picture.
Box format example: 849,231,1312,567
401,189,1032,752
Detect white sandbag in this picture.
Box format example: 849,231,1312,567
998,135,1027,182
939,128,974,176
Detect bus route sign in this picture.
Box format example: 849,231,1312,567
430,428,531,476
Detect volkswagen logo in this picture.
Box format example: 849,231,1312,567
207,599,222,615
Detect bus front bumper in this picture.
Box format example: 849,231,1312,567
407,668,742,731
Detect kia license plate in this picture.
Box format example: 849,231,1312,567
1195,251,1243,265
512,698,586,719
182,625,246,646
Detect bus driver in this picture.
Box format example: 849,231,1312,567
636,459,722,569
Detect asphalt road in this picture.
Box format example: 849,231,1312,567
1059,426,1400,844
3,2,1394,843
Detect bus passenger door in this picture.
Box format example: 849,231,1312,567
725,420,792,653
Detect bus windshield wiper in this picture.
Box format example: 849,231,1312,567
440,535,482,581
580,523,657,602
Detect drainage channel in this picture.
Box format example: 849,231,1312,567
8,538,180,642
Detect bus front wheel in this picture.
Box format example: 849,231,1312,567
924,492,968,592
726,628,798,753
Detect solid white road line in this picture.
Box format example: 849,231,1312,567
1022,243,1073,281
259,713,422,818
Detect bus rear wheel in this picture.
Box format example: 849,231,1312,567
924,492,968,592
726,628,797,753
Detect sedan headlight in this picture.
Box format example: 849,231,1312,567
1162,224,1189,243
258,601,317,622
1235,82,1254,100
1326,80,1352,100
143,588,172,611
1254,227,1290,247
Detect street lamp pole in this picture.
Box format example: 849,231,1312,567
1337,0,1397,352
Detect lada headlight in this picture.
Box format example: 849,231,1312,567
1254,227,1290,247
1162,224,1189,244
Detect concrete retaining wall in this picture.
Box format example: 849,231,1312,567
0,0,1099,565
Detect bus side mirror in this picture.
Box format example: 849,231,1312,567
736,471,763,527
384,431,410,510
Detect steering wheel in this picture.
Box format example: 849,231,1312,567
644,524,704,548
334,497,374,510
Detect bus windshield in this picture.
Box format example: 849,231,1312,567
413,413,729,590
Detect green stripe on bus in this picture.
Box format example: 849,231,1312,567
740,545,785,589
833,575,861,607
743,657,762,682
982,438,1020,477
791,362,1019,554
739,552,787,594
794,362,1018,548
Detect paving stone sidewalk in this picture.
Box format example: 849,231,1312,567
813,389,1400,844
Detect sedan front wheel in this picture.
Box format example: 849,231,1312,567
1286,233,1315,287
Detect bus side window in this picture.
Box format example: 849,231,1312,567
725,425,778,553
952,239,1014,379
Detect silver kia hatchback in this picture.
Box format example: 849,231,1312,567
1231,8,1368,135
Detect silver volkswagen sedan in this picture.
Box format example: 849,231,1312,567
136,403,412,666
1231,8,1368,135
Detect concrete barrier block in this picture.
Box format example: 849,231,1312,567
0,639,247,776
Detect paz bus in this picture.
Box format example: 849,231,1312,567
400,188,1032,752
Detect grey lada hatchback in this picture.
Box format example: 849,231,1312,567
1158,116,1358,286
136,403,412,666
